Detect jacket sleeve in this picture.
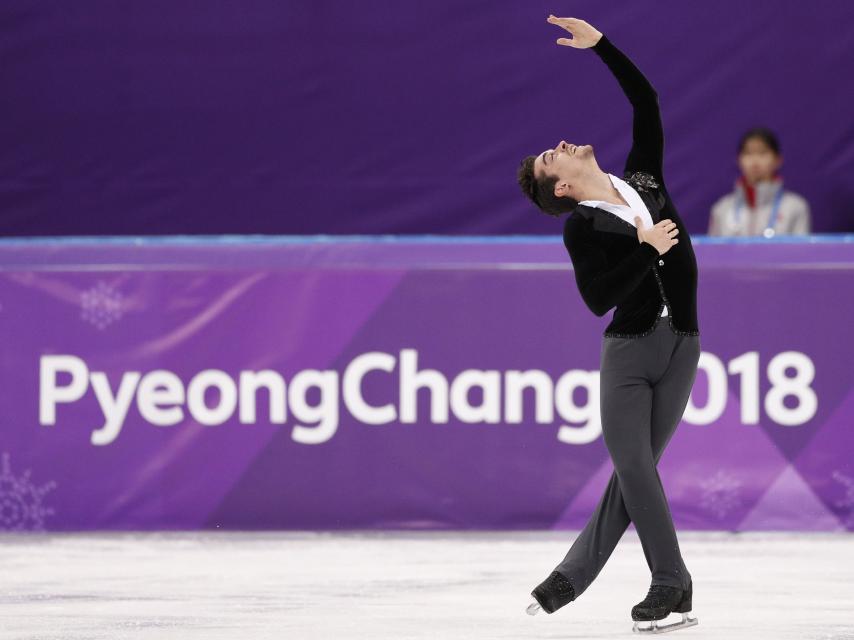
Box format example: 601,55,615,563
591,34,664,183
563,215,661,317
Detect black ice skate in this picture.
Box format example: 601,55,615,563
525,570,575,616
631,580,698,634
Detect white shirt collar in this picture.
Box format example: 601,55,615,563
578,173,655,230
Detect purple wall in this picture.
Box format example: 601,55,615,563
1,0,852,236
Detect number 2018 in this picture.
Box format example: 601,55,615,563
684,351,817,426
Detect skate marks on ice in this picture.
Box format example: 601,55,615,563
0,530,852,639
519,530,854,639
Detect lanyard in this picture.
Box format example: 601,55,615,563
733,184,784,238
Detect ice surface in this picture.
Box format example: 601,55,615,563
0,530,852,639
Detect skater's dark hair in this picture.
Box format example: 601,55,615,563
737,127,781,156
517,155,578,217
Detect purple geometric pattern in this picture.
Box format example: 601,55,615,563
0,237,851,531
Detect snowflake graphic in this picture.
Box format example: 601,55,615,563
0,451,58,531
80,280,125,330
698,469,743,519
831,470,854,528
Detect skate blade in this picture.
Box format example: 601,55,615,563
632,612,698,634
525,598,542,616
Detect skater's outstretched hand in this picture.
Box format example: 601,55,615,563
546,15,603,49
635,216,679,255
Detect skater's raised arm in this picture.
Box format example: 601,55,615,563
592,34,664,182
547,16,664,183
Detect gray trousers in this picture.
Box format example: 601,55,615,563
556,313,701,597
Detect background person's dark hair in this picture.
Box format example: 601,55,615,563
737,127,781,156
517,155,579,217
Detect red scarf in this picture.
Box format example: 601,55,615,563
737,174,782,209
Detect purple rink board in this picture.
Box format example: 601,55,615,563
1,235,853,532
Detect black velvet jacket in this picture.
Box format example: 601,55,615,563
562,34,699,339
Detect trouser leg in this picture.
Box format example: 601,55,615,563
555,320,700,596
644,331,701,588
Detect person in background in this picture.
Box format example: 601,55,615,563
708,127,811,237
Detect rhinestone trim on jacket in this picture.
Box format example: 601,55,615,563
623,170,660,191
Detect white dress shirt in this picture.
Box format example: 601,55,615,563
579,173,668,317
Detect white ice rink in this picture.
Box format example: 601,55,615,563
1,530,852,639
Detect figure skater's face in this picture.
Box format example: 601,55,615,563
738,137,782,184
533,140,596,199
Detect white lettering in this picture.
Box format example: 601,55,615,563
36,348,816,446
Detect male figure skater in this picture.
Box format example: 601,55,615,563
516,16,701,634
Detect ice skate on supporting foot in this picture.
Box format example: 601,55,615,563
631,581,698,634
632,611,698,634
525,570,575,615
